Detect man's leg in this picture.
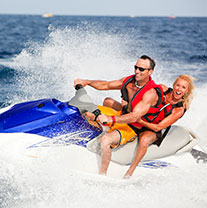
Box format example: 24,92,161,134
124,131,157,178
99,130,120,175
103,97,122,111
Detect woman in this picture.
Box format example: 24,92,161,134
137,74,195,133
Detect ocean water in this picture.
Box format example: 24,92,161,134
0,15,207,207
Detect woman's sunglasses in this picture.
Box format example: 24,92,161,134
134,65,150,72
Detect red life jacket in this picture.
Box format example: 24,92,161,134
121,75,164,128
146,88,185,124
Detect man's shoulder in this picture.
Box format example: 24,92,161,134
143,87,157,95
119,76,132,85
120,75,134,81
142,88,159,100
120,76,128,81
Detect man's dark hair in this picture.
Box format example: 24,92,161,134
140,55,156,70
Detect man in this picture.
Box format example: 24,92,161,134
74,55,162,178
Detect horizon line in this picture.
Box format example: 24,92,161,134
0,13,206,18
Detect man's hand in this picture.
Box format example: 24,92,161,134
74,79,89,88
82,112,95,121
97,114,112,124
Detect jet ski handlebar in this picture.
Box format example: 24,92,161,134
75,84,83,91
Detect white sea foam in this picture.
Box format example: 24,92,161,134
1,145,207,208
6,25,133,104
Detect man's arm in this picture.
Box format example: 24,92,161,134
98,89,158,124
74,77,126,90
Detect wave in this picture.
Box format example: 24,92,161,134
1,25,136,104
0,64,18,107
0,65,17,78
189,55,207,63
0,176,19,208
0,51,16,59
0,150,207,208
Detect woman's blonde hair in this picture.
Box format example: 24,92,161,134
173,74,195,110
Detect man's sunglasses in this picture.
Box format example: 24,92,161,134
134,65,150,72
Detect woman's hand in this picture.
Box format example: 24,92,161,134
137,118,144,124
121,99,128,107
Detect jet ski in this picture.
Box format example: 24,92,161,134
0,85,102,147
0,85,206,177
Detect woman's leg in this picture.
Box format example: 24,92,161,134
124,131,157,178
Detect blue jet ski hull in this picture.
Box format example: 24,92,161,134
0,99,102,147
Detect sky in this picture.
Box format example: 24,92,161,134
0,0,207,17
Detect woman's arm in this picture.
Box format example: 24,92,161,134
138,107,185,132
